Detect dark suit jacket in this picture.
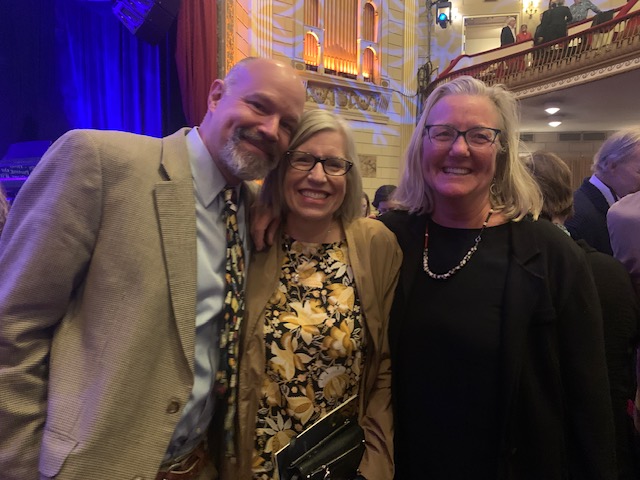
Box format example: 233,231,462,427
382,211,617,480
577,239,640,480
566,177,613,255
533,23,546,44
501,26,516,46
542,5,573,41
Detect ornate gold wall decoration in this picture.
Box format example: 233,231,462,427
224,0,235,74
358,155,377,178
304,80,391,115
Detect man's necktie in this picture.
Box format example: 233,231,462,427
215,185,245,457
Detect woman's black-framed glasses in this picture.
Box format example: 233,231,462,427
285,150,353,176
424,124,501,149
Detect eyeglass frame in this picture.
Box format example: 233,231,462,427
285,150,354,176
423,124,502,148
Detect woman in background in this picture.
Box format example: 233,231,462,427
236,109,401,480
381,76,616,479
526,150,640,480
516,24,533,42
361,192,372,217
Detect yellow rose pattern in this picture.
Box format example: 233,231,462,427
252,237,365,479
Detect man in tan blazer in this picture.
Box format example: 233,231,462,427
0,57,305,480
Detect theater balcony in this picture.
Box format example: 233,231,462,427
429,0,640,134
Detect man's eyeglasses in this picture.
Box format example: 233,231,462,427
424,124,501,149
285,151,353,176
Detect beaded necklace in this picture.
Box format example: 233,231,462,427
422,210,493,280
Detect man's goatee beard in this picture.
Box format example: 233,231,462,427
221,128,279,181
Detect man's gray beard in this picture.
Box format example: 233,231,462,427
221,130,278,181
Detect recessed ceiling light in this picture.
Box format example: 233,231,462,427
548,120,562,127
545,106,560,115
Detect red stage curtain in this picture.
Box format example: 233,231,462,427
175,1,218,126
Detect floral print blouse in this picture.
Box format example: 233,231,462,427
252,236,365,479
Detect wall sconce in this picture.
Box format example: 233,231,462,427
525,1,538,19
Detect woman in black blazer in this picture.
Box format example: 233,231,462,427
381,76,616,480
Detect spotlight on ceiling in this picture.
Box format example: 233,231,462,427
548,120,562,128
544,104,560,115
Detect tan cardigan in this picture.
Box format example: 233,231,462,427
229,217,402,479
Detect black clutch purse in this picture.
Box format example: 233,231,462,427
275,395,365,480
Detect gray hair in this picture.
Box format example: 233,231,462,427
592,126,640,174
394,76,542,220
260,109,363,223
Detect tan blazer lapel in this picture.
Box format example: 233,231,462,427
243,239,280,347
155,129,197,374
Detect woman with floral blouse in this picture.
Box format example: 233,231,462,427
228,109,402,480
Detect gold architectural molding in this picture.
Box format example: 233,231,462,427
301,72,392,123
515,57,640,99
253,0,272,57
224,0,235,74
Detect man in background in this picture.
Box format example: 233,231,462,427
372,184,397,216
542,0,573,43
566,127,640,255
0,57,306,480
501,17,517,46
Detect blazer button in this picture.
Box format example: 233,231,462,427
166,399,181,414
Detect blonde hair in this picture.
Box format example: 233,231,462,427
394,76,542,220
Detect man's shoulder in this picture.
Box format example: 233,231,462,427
62,128,156,142
60,127,188,148
574,179,605,203
52,129,164,160
57,128,189,168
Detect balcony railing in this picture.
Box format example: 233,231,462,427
429,0,640,95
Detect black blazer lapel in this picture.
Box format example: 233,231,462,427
497,221,545,450
382,212,427,353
